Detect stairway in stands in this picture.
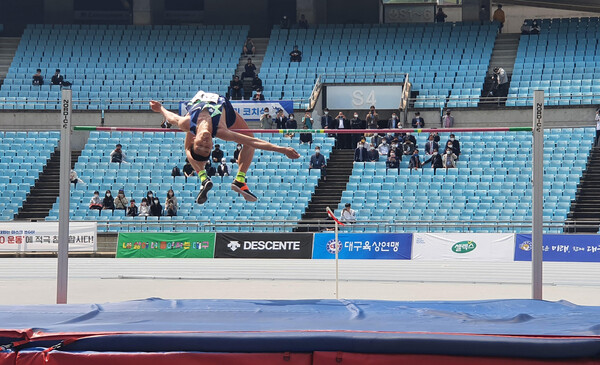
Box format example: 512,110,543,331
480,33,520,106
295,149,354,232
234,37,269,99
0,37,19,86
16,150,81,220
566,145,600,233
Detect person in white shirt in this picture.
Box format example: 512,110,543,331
341,203,356,224
595,109,600,146
70,170,84,188
377,138,390,156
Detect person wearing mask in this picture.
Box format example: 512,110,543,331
386,151,399,169
139,198,150,216
446,134,461,158
127,199,138,217
531,20,541,34
389,139,402,158
442,110,454,128
217,158,231,177
231,143,243,164
89,191,102,210
301,111,313,129
280,15,290,29
114,189,128,211
404,131,417,145
365,106,380,130
335,112,351,149
252,90,265,101
285,113,297,138
425,134,439,155
165,189,178,216
211,144,224,164
493,67,509,98
146,191,156,206
51,69,64,86
368,144,380,162
260,107,273,129
428,131,440,143
243,37,255,55
350,112,366,148
442,148,458,168
520,20,532,35
424,148,443,169
275,110,288,130
300,125,313,146
251,73,263,92
403,138,416,156
150,197,163,216
411,112,425,128
435,7,448,23
229,75,243,100
309,146,327,180
290,45,302,62
388,112,400,129
183,158,196,178
241,58,256,79
102,190,115,211
341,203,356,224
110,144,127,163
377,138,390,157
205,160,216,177
321,108,333,129
354,141,368,162
32,69,44,86
70,169,84,188
409,149,422,170
492,4,505,33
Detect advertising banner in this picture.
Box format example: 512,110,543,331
179,100,294,121
117,233,215,258
0,222,96,252
312,233,412,260
215,233,313,259
515,234,600,262
412,233,515,262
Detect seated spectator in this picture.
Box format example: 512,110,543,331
89,191,102,210
217,158,231,177
409,149,422,170
435,7,447,23
231,143,243,163
368,144,379,162
32,69,44,85
146,191,155,205
114,189,128,211
520,20,532,35
139,198,150,216
110,143,127,163
171,165,181,177
183,159,196,178
150,197,163,216
280,15,290,29
229,75,243,100
302,111,313,129
425,135,438,155
251,73,263,92
165,189,178,216
428,131,440,143
386,151,399,169
446,134,461,158
355,141,368,162
252,90,265,101
290,45,302,62
275,110,288,129
241,58,256,79
285,113,297,138
403,132,417,145
51,69,64,86
211,144,224,164
370,134,383,148
102,190,115,210
377,138,390,156
531,19,541,34
411,112,425,128
341,203,356,223
127,199,138,217
442,148,457,168
243,37,255,55
205,160,216,177
70,169,83,187
161,119,171,129
442,110,454,128
390,139,402,157
309,146,326,180
300,126,313,146
424,149,443,169
402,138,416,155
260,107,273,129
298,14,309,29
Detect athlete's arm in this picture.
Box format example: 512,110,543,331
217,129,300,159
150,101,191,131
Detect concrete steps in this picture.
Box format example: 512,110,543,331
0,37,20,85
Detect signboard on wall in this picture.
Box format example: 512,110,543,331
215,233,313,259
384,3,436,23
515,234,600,262
179,100,293,121
313,233,412,260
0,222,97,252
325,85,404,110
116,233,215,258
412,233,515,261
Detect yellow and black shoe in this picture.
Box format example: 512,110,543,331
231,180,258,202
196,178,213,204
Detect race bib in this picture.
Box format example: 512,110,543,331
191,90,219,104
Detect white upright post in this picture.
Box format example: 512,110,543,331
334,218,339,300
57,89,72,304
532,90,544,300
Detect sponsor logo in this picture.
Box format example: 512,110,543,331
228,241,240,251
62,98,70,129
535,102,543,132
242,240,301,251
451,240,477,254
325,239,342,254
519,241,532,251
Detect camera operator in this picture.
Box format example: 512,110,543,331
493,66,509,98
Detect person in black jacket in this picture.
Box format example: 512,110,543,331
275,110,288,130
354,141,368,162
424,149,443,169
321,108,333,129
150,198,163,216
446,134,461,158
229,75,243,100
211,144,224,164
409,149,422,170
299,126,313,146
252,74,263,92
102,190,115,211
333,112,351,149
290,45,302,62
230,143,242,164
350,112,366,148
241,58,256,79
411,112,425,128
51,69,64,86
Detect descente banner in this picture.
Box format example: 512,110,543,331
117,233,215,258
215,233,313,259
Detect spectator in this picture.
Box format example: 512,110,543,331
298,14,309,29
231,143,243,164
493,66,509,97
378,138,390,156
335,112,351,149
110,143,127,163
442,148,458,168
127,199,138,217
321,108,333,129
531,20,541,34
260,107,273,129
290,45,302,62
388,112,400,129
520,20,532,35
446,134,461,157
70,169,83,188
595,109,600,146
309,146,327,180
409,149,422,170
411,112,425,128
435,7,447,23
403,132,417,145
370,133,383,149
479,6,488,24
285,113,297,138
299,126,313,146
350,112,366,147
211,144,224,164
171,165,181,177
301,111,313,129
89,191,102,210
251,73,263,92
51,69,64,86
139,198,150,217
205,160,216,177
366,106,379,132
102,190,115,211
403,138,416,156
280,15,290,29
32,69,44,85
355,141,368,162
442,110,454,128
165,189,178,216
150,197,163,217
252,90,265,101
428,131,440,143
183,158,196,178
241,58,256,79
368,144,380,162
243,37,255,55
341,203,356,223
217,158,231,177
146,191,155,206
424,149,443,169
390,139,402,157
114,189,128,211
386,151,399,169
492,4,505,33
425,134,439,155
275,110,288,129
229,75,243,100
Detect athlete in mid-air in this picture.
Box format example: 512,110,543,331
150,91,300,204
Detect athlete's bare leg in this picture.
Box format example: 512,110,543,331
229,113,255,175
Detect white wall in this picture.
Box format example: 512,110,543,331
492,3,600,33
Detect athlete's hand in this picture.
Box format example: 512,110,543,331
149,100,163,113
283,147,301,159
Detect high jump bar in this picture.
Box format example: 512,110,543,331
73,126,533,133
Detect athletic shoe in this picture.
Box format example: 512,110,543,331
196,179,213,204
231,180,258,202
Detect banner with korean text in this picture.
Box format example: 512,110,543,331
312,233,412,259
117,233,215,258
412,233,515,262
179,100,293,121
0,222,97,252
515,234,600,262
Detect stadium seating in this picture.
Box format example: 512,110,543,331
338,127,593,233
0,131,59,220
508,17,600,106
0,24,248,110
46,131,336,232
261,23,497,109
